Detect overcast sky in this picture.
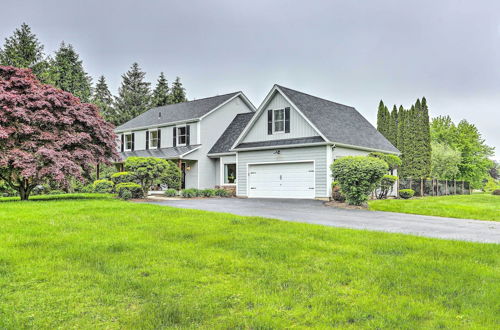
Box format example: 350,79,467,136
2,0,499,158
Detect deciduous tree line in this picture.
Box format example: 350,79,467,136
0,23,187,126
377,99,494,188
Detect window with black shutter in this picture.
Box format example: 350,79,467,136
267,110,273,135
186,125,190,145
284,107,290,133
173,127,177,147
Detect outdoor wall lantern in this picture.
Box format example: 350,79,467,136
273,150,281,155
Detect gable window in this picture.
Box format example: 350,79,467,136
273,109,285,133
124,133,133,151
149,130,159,148
224,163,237,184
177,126,187,145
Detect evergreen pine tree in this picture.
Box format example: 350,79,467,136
170,77,187,104
152,72,170,107
92,76,115,123
114,62,151,125
0,23,50,82
421,97,432,177
397,106,409,177
389,105,398,147
48,42,92,102
376,100,391,139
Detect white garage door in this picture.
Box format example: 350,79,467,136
248,162,315,199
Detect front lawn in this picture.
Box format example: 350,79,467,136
369,194,500,221
0,195,498,328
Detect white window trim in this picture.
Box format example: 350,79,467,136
124,133,133,151
149,130,159,149
273,108,285,134
223,163,237,185
176,125,187,146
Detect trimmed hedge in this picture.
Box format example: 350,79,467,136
164,189,178,197
377,175,398,199
200,189,216,197
215,189,229,197
115,182,143,199
181,188,199,198
399,189,415,199
331,156,388,205
93,179,114,193
110,172,135,185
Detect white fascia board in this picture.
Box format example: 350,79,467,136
179,146,202,159
231,142,328,152
207,152,236,158
332,142,401,155
115,119,200,133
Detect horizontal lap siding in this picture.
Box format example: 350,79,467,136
237,146,328,197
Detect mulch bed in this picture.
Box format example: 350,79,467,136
324,200,368,210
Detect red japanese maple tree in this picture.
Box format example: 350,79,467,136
0,66,118,200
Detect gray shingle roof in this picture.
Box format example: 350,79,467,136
115,92,240,131
209,112,254,154
277,85,399,153
236,136,325,149
118,145,201,161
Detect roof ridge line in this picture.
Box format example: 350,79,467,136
151,91,241,110
276,84,355,110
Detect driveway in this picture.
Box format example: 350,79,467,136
144,198,500,243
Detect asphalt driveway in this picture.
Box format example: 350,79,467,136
145,198,500,243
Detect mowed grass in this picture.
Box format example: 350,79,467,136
369,193,500,221
0,196,498,328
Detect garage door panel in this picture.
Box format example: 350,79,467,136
248,162,315,199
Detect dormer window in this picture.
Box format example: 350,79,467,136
274,109,285,133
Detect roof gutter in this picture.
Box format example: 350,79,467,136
115,118,200,133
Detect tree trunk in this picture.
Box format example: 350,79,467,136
18,180,33,201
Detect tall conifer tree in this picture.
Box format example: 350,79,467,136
152,72,170,107
376,100,391,140
48,42,92,102
92,76,115,124
114,62,151,125
0,23,50,82
388,105,398,147
170,77,187,104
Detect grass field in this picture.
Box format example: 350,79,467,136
369,193,500,221
0,195,499,328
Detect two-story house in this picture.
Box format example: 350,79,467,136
116,85,398,199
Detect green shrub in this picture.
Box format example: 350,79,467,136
48,190,66,195
399,189,415,199
115,182,143,199
331,181,345,202
331,156,388,205
161,161,182,190
110,172,136,185
93,179,114,193
215,189,229,197
200,189,216,197
164,189,178,197
80,184,94,193
492,189,500,196
483,177,500,193
181,188,199,198
377,175,398,199
368,152,402,173
119,190,133,200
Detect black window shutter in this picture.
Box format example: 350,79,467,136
145,131,149,150
267,110,273,135
131,133,135,151
157,129,161,148
186,125,190,145
120,134,124,152
285,107,290,133
173,127,177,147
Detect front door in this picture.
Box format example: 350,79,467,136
181,162,186,189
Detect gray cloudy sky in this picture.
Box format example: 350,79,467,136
2,0,499,158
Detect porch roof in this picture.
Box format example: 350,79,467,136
118,145,201,161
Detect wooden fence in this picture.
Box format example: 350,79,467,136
397,178,471,197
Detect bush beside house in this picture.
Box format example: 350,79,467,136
331,156,388,205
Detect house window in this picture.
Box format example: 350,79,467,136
124,133,133,151
149,130,159,148
177,126,186,145
274,109,285,133
224,164,237,184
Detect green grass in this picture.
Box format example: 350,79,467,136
369,194,500,221
0,193,113,202
0,195,498,328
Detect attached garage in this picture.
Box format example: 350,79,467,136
247,161,315,199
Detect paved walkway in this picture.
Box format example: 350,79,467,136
144,198,500,243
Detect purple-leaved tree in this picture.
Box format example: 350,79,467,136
0,66,118,200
